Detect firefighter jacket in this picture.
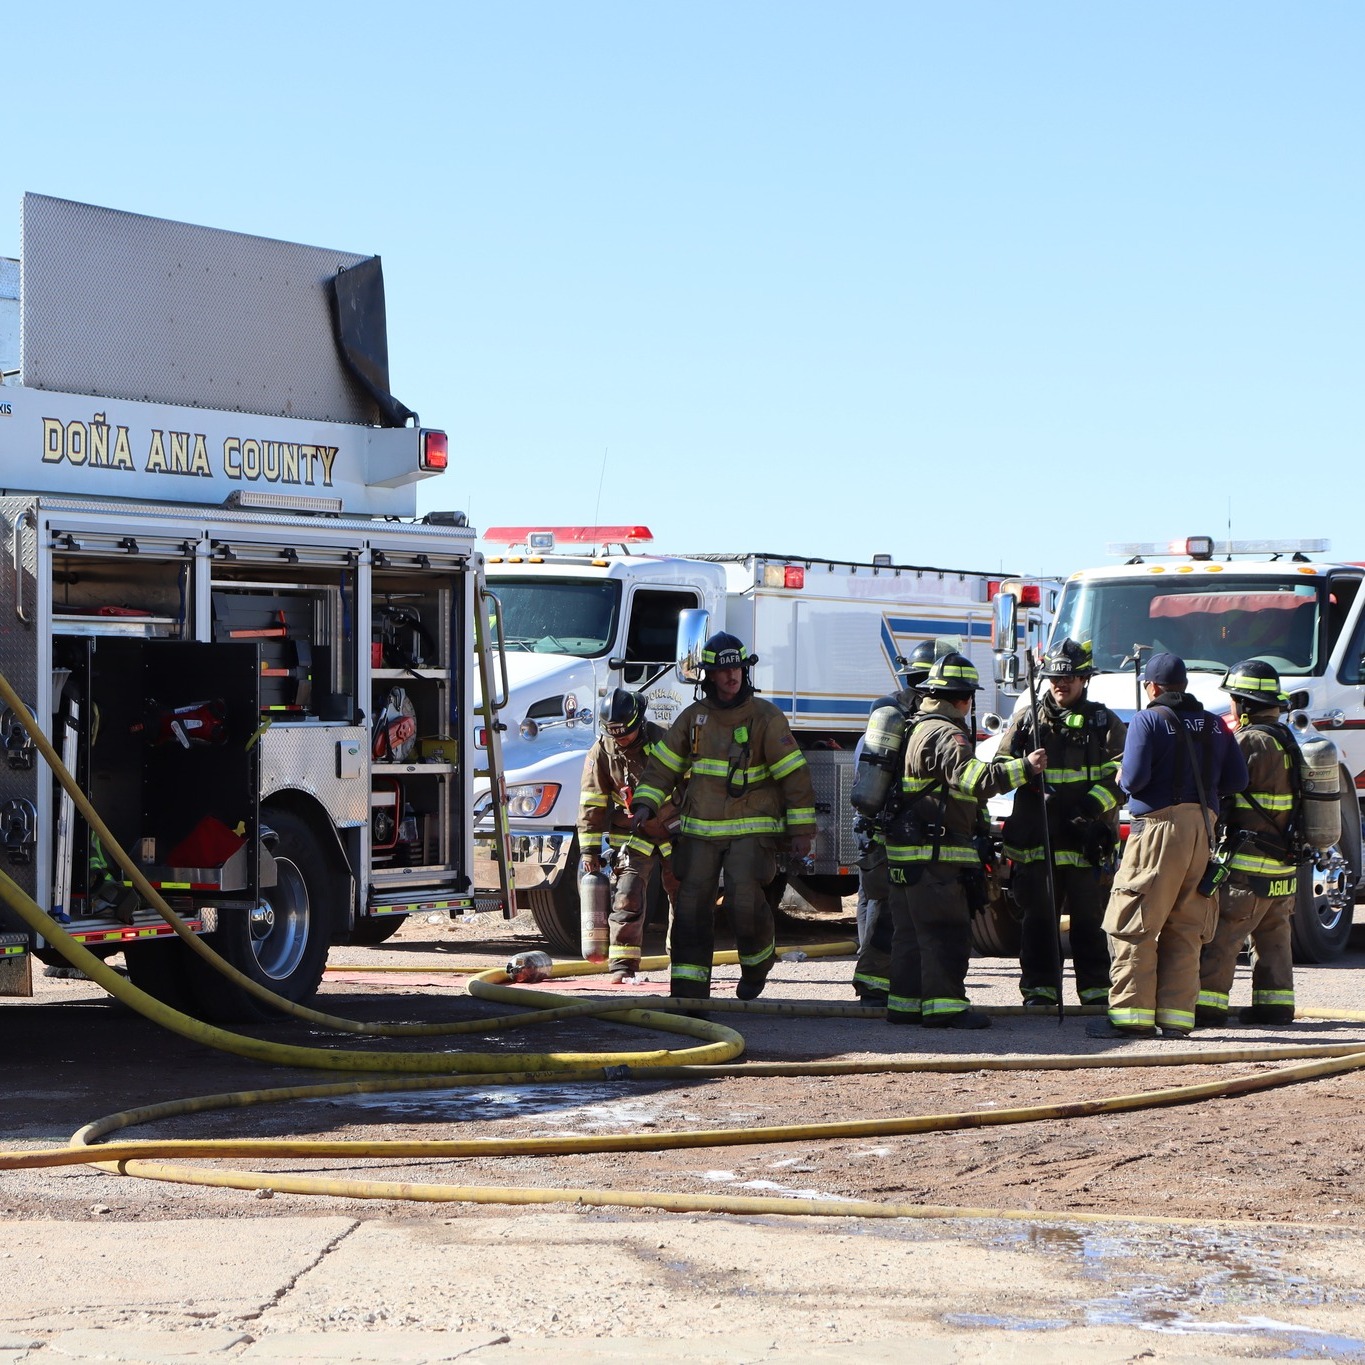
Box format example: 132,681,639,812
1226,715,1298,883
634,694,816,841
884,698,1031,866
578,720,678,857
997,691,1126,866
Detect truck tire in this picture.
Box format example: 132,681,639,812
528,835,581,956
187,810,338,1021
1291,774,1361,964
348,914,408,946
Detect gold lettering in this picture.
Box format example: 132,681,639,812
89,414,109,466
241,439,261,478
262,441,281,483
316,445,338,485
189,434,210,476
281,443,299,484
111,426,134,470
146,430,167,473
223,437,241,477
65,420,86,465
42,418,64,463
169,431,189,472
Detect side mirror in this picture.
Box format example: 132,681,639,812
993,650,1021,692
993,590,1018,650
1287,689,1310,713
675,607,710,684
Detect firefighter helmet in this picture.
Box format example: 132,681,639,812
599,687,647,738
699,632,757,670
1221,658,1287,709
921,651,982,696
1041,637,1094,680
898,639,951,689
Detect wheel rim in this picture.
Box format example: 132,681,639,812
1309,851,1353,935
251,855,310,981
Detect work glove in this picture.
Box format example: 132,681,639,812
788,833,814,860
1069,818,1117,869
581,852,602,876
628,804,655,836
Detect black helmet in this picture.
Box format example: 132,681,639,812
898,639,947,689
700,632,757,670
921,651,982,696
1221,658,1286,709
599,687,647,738
1041,637,1093,680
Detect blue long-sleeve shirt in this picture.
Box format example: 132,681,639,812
1121,696,1248,817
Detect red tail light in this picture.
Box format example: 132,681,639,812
421,431,449,471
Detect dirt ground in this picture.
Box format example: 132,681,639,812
4,902,1365,1231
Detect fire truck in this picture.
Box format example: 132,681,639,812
473,525,1055,953
991,536,1365,962
0,193,510,1016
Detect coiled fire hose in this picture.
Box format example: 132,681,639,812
3,668,1365,1226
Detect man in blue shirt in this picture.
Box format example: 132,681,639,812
1087,652,1248,1040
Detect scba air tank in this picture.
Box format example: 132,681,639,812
1294,729,1342,852
851,696,908,818
579,867,611,962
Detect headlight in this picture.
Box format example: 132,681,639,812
506,783,561,818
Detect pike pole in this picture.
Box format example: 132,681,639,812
1024,646,1065,1024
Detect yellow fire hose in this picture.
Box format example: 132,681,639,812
5,668,1365,1228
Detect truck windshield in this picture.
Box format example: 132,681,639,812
1052,574,1324,676
492,577,621,657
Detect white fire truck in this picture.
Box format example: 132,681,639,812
0,194,509,1016
473,525,1054,952
991,535,1365,962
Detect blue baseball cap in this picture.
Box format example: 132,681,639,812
1142,651,1188,689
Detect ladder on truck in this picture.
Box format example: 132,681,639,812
472,559,517,917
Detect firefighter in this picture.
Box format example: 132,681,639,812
851,640,946,1006
578,688,680,983
885,652,1044,1028
1087,652,1248,1040
629,632,816,1003
996,638,1126,1014
1196,660,1298,1027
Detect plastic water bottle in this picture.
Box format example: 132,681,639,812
780,950,808,963
505,950,555,983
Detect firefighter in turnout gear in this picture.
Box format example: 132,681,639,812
996,638,1126,1013
578,688,681,983
851,640,951,1006
886,652,1044,1029
630,632,816,1003
1196,660,1299,1026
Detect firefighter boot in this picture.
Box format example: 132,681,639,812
735,962,772,1001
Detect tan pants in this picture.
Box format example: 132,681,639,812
1198,878,1295,1020
1103,804,1215,1033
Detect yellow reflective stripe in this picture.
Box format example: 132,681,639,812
1233,792,1295,812
1080,986,1109,1003
612,946,643,961
1252,989,1295,1006
1198,990,1229,1009
1087,786,1118,813
671,963,710,982
739,943,774,967
1109,1007,1154,1027
679,815,786,837
854,973,890,990
887,995,920,1013
691,759,731,777
1156,1007,1194,1028
634,783,668,810
770,749,807,780
621,834,671,857
903,776,938,795
1229,851,1297,875
581,793,608,808
885,845,979,864
785,807,816,827
922,996,970,1018
652,743,688,774
958,758,989,795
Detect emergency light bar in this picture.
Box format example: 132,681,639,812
1107,537,1329,561
225,490,344,514
483,525,654,552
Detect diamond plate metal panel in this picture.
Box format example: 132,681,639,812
807,748,856,868
21,194,379,424
260,725,368,826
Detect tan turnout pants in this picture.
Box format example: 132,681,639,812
1198,878,1295,1020
1103,804,1216,1033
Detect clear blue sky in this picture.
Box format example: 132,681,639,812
5,2,1361,579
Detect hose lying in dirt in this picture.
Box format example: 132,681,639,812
7,667,1365,1225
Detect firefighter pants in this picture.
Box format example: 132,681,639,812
884,876,923,1020
853,841,893,1001
1014,862,1112,1006
1197,876,1295,1021
610,845,678,972
669,835,776,999
1102,804,1215,1034
891,862,975,1023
